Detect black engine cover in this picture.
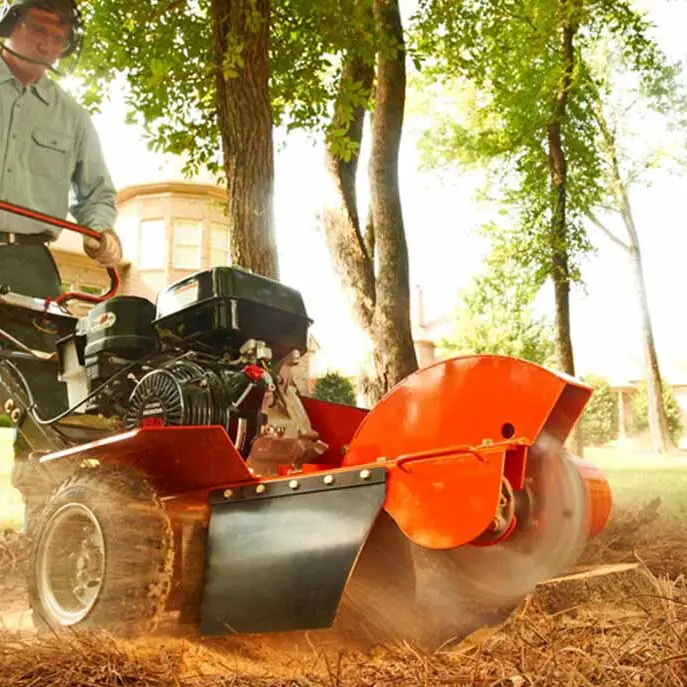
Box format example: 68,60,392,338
153,267,311,359
84,296,158,361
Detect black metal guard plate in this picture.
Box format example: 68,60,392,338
200,466,386,635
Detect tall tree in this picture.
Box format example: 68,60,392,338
413,0,601,381
591,109,671,451
548,0,577,379
77,0,279,277
369,0,418,393
323,0,418,402
412,0,672,449
585,41,686,452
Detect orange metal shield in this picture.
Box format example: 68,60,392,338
342,355,594,550
384,443,509,550
342,355,591,468
40,426,254,497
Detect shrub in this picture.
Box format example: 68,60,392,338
631,381,683,445
313,371,357,406
579,375,618,446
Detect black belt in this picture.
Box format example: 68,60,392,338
0,232,53,246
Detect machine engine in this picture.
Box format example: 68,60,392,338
56,267,327,471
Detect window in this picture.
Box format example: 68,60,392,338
173,220,202,269
60,282,103,296
210,222,231,266
116,216,138,264
139,219,166,270
78,284,103,296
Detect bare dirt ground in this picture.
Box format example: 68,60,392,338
1,500,686,686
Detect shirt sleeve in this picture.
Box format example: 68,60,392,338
69,112,117,231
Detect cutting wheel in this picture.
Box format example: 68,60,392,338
408,450,590,646
333,510,419,645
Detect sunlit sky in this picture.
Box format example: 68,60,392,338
83,0,687,384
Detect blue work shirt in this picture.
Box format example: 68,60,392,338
0,56,116,238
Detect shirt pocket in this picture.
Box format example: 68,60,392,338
29,127,73,180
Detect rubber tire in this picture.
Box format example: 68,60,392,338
28,465,174,635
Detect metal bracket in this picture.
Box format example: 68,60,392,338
208,465,385,505
201,465,387,635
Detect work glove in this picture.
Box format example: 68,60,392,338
83,228,122,268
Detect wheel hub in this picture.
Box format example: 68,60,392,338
472,477,517,545
37,503,106,626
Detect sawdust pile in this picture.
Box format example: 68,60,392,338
0,503,685,686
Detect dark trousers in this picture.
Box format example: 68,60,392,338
0,243,62,355
0,243,61,298
0,243,61,338
0,244,69,531
0,243,66,439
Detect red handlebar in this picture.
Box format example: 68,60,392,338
54,268,120,306
0,199,119,305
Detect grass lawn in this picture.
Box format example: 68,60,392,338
0,429,23,531
585,445,687,519
0,473,22,530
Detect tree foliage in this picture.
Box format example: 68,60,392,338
579,375,618,446
76,1,376,177
590,39,686,213
411,0,605,285
313,371,357,406
439,249,556,368
411,0,676,265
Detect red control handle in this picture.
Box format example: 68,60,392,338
0,199,119,305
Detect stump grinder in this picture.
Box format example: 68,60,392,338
0,201,612,648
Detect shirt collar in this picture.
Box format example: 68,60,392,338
30,73,55,105
0,56,14,85
0,54,55,105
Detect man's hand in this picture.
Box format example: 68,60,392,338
83,228,122,268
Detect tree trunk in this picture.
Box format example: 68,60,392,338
548,1,582,454
323,1,418,404
368,0,418,399
630,246,672,451
211,0,279,279
593,105,673,452
322,56,376,331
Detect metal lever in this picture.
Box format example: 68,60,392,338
0,199,120,305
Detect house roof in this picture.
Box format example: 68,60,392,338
116,181,227,205
603,356,687,389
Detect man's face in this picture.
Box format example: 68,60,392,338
6,7,71,79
